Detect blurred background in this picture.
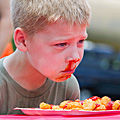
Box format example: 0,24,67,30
74,0,120,101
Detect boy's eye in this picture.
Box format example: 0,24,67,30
77,39,85,44
77,39,85,47
55,43,67,47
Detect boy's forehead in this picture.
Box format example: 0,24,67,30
43,20,87,33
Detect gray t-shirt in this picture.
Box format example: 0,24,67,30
0,58,80,114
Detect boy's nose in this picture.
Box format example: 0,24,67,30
65,47,82,63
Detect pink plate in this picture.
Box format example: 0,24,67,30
14,108,120,116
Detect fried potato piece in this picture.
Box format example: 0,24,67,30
95,104,106,111
101,96,111,106
75,99,81,102
94,99,101,104
89,96,101,105
83,99,96,110
59,100,71,108
66,102,83,109
40,102,52,109
112,100,120,110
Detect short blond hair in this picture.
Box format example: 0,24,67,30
10,0,91,36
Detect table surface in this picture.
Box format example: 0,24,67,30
0,114,120,120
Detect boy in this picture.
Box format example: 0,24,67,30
0,0,91,114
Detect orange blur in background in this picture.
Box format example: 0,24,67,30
0,42,14,59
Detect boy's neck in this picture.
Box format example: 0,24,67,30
3,50,47,91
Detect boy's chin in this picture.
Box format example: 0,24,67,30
50,74,72,82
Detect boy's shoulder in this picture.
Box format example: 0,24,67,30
62,74,80,92
64,74,80,100
66,74,79,85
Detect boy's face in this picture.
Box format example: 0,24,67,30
26,21,87,82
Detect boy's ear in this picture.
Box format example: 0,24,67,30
14,28,27,51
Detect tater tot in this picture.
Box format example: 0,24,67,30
112,100,120,110
83,99,96,110
59,100,71,108
40,102,52,109
66,102,83,109
95,104,106,111
101,96,111,106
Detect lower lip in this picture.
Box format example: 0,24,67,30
55,74,72,81
62,69,75,74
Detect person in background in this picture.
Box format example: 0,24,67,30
0,0,14,58
0,0,91,114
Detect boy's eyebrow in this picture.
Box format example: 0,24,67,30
53,33,88,42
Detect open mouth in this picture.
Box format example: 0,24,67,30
62,64,76,73
63,61,77,72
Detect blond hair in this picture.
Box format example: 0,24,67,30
10,0,91,36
